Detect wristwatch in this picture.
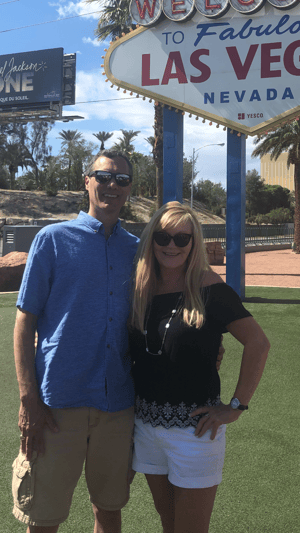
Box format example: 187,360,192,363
230,397,248,410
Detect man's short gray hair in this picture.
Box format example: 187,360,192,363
85,150,133,177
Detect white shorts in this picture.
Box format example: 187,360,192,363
132,417,226,489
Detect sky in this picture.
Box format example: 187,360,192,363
0,0,261,189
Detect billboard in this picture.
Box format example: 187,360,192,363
0,48,63,108
104,2,300,135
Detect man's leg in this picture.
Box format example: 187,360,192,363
86,407,135,533
13,409,88,530
92,506,121,533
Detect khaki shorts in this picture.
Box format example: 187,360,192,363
12,406,134,527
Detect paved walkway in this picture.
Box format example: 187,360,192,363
212,249,300,288
1,250,299,294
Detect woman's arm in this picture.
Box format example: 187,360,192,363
190,316,270,440
226,316,270,405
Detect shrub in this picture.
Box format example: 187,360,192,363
45,187,58,197
266,207,293,224
120,202,141,222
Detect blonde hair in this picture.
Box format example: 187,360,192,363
131,201,211,332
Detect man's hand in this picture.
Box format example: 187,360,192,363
34,332,38,350
14,309,59,460
216,335,225,371
19,397,59,461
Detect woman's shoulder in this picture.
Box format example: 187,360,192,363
201,270,224,288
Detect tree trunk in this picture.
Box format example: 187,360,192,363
153,103,163,208
156,166,163,208
67,159,71,191
9,166,15,190
33,164,39,189
294,162,300,253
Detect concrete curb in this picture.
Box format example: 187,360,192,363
244,244,292,253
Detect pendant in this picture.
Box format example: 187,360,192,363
144,293,182,357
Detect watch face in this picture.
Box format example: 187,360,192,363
231,398,240,409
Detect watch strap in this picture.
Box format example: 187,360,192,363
237,404,248,410
230,397,249,410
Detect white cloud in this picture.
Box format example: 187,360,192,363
82,37,102,47
72,70,155,127
246,136,261,174
50,0,102,20
50,69,154,153
50,68,260,187
183,115,226,185
183,116,260,186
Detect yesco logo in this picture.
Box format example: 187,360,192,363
130,0,299,25
238,113,264,119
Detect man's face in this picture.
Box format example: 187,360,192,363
85,156,132,221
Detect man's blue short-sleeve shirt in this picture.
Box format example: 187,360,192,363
17,211,139,412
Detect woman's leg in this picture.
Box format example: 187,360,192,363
145,474,175,533
173,484,218,533
146,473,218,533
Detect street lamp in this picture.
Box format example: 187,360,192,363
191,143,225,208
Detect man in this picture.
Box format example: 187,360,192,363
12,149,224,533
12,151,139,533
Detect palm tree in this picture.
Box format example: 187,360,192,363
112,129,140,156
58,129,83,190
87,0,164,206
93,131,113,150
145,136,155,149
0,141,30,189
152,108,164,207
0,133,6,167
86,0,136,40
252,121,300,253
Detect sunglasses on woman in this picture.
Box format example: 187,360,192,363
89,170,132,187
153,231,193,248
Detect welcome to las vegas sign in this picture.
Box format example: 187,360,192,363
104,0,300,135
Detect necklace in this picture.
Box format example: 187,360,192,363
143,294,182,356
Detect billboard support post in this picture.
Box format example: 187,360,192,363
163,107,183,204
226,130,246,299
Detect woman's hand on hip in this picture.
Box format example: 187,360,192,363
189,402,242,440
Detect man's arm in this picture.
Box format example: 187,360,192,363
14,308,58,460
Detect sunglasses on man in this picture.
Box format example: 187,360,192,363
153,231,193,248
89,170,132,188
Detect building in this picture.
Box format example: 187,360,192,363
260,153,295,192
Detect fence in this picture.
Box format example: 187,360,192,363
0,223,295,257
201,224,294,247
122,223,294,247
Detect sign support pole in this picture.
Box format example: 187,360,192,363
226,130,246,300
163,107,183,204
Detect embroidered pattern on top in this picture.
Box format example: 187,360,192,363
135,395,221,429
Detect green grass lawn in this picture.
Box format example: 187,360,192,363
1,287,299,533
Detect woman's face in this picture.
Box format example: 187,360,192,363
153,220,193,272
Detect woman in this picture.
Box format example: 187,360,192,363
129,202,270,533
